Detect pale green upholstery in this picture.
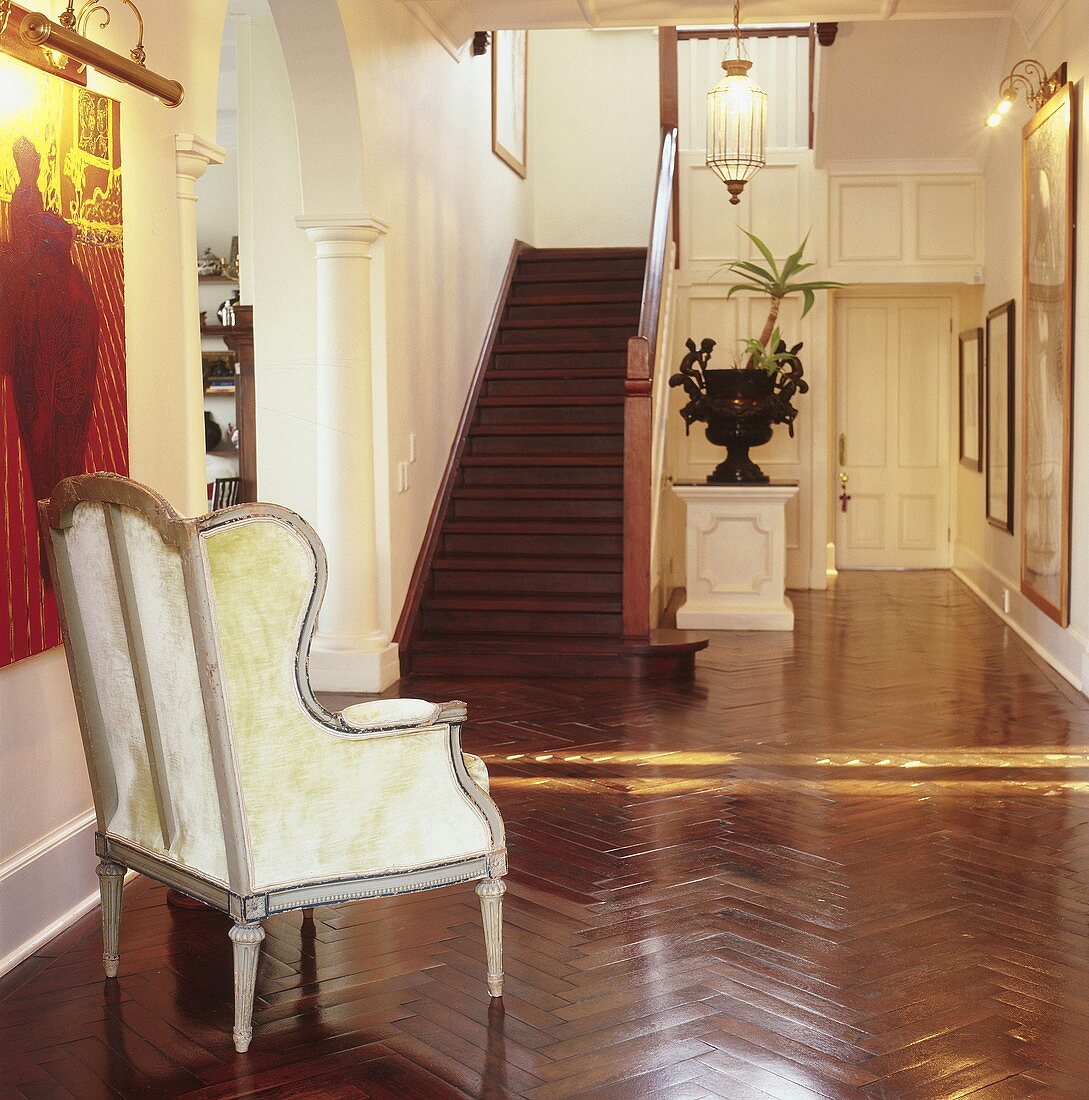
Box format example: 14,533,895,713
39,473,507,1053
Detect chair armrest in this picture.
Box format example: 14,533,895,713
333,698,467,738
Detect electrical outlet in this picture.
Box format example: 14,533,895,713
398,461,409,493
409,433,417,464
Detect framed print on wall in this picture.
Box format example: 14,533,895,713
959,327,983,472
986,300,1015,533
492,30,527,177
0,38,127,668
1021,82,1076,627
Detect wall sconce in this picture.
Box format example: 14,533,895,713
985,59,1066,127
14,0,183,106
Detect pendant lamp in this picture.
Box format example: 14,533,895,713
706,0,766,204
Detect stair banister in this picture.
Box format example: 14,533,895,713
623,126,678,639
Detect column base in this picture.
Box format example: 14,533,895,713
677,597,794,632
309,640,400,692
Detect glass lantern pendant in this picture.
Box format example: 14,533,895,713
706,3,767,204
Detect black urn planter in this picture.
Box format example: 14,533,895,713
670,337,808,485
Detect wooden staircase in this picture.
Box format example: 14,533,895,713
396,240,706,678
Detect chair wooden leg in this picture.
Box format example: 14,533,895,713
229,921,264,1053
95,859,125,978
476,878,505,998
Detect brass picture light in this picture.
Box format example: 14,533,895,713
15,0,183,106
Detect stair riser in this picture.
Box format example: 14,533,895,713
485,377,624,398
405,649,696,679
518,257,645,279
432,570,622,595
451,498,623,521
477,404,622,426
511,278,644,301
469,435,623,457
442,533,622,555
492,351,627,371
422,609,622,637
497,327,632,349
461,465,621,486
505,301,640,323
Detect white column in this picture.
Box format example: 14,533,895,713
175,134,226,517
298,216,398,692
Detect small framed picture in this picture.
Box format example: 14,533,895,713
985,300,1015,532
202,350,237,393
959,327,983,471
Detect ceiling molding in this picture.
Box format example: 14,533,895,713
1011,0,1066,46
401,0,473,59
826,157,983,175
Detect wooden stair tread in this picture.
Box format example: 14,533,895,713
519,247,646,261
490,343,631,354
412,629,706,655
433,555,621,573
443,519,622,535
509,292,642,306
477,395,621,407
470,423,623,436
451,486,620,499
461,455,623,467
425,594,620,613
500,317,637,330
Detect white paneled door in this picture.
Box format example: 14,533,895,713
835,297,952,569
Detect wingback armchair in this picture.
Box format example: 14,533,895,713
38,473,507,1052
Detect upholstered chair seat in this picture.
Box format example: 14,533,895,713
39,474,507,1053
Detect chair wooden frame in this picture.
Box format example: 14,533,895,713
39,472,507,1052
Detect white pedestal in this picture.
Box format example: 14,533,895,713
673,483,799,631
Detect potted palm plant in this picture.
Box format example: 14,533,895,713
670,231,842,483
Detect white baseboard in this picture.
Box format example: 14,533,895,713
0,810,100,977
952,543,1087,694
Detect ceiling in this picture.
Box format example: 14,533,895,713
397,0,1059,53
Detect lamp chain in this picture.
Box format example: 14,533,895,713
733,0,741,58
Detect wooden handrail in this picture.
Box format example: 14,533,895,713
622,126,678,640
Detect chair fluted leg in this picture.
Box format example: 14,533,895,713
229,921,265,1053
476,878,506,998
96,859,125,978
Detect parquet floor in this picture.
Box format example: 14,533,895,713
6,572,1089,1098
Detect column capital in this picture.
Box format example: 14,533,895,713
174,133,227,185
297,215,389,256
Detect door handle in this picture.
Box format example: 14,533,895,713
838,433,846,466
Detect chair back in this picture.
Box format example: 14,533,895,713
40,475,239,887
212,476,241,510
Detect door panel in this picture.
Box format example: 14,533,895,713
836,297,952,569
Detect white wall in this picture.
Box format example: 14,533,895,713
529,29,659,248
0,0,230,973
337,0,535,631
955,3,1089,690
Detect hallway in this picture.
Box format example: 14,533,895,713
5,573,1089,1097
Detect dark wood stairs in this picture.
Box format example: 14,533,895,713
397,244,705,678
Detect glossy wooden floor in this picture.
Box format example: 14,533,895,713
6,572,1089,1098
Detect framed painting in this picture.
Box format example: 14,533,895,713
1021,82,1076,626
492,29,527,177
0,43,127,667
959,327,983,472
986,300,1015,533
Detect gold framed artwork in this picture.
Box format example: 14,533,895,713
986,300,1015,533
492,30,527,178
1021,82,1076,627
958,327,983,472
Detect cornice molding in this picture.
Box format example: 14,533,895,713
1011,0,1067,47
400,0,472,59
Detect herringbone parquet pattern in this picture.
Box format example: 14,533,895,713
5,572,1089,1097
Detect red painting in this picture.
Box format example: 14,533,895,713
0,48,126,667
